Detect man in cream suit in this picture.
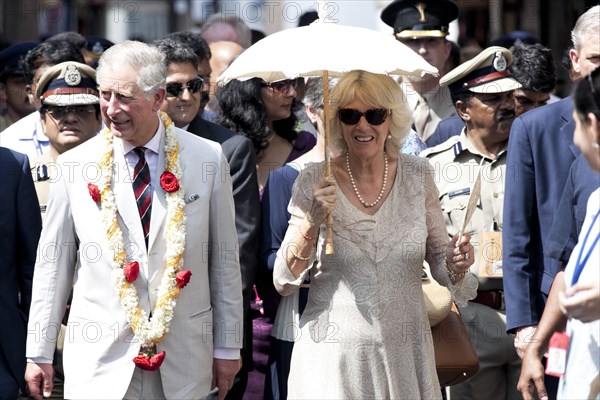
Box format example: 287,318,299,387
25,41,243,400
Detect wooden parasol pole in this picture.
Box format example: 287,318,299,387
323,70,334,255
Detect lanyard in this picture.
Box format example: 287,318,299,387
571,209,600,286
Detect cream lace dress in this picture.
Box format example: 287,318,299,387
274,155,477,400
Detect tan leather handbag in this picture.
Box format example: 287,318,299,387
422,263,453,327
431,303,480,386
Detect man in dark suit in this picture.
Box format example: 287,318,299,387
153,37,260,399
0,147,42,399
502,5,600,389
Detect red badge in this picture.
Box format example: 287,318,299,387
545,331,570,377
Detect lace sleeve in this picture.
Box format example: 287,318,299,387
273,162,323,296
423,162,478,306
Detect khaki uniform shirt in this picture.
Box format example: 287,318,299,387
422,128,507,290
402,81,455,142
31,151,56,217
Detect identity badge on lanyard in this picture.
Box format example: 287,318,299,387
545,209,600,377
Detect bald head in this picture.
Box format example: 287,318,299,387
208,41,244,95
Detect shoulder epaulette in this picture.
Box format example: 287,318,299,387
420,135,460,158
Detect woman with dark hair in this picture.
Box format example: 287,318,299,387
216,77,315,399
216,77,316,193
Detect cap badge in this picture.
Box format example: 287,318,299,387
492,52,507,72
92,41,104,55
64,64,81,86
415,3,427,23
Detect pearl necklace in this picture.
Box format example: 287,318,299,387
345,152,388,208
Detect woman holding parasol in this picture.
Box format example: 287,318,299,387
273,70,477,398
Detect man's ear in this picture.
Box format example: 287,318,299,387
25,84,35,105
588,112,600,145
152,87,166,112
305,104,319,124
569,48,581,75
443,40,452,62
456,100,470,122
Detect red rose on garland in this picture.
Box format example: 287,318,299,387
133,351,166,371
88,183,100,202
123,261,140,283
160,171,179,193
176,270,192,288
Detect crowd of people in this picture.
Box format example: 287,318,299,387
0,0,598,399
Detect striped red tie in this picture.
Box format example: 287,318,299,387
132,147,152,247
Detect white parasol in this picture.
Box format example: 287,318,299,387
218,19,438,254
218,21,437,84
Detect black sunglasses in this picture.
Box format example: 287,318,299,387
337,108,390,126
44,105,97,120
261,78,300,95
166,77,204,98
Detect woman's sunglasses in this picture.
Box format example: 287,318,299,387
337,108,390,126
261,78,300,95
166,77,204,98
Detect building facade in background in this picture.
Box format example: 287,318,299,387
0,0,597,96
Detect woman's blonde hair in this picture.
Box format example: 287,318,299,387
328,70,412,158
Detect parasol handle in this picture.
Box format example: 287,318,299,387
322,70,334,255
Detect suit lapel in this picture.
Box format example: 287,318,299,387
112,139,146,253
148,128,168,253
559,99,579,157
189,115,211,140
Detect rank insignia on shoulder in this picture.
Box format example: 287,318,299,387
36,164,49,182
453,141,464,157
448,187,470,198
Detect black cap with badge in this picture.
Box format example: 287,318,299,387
381,0,459,40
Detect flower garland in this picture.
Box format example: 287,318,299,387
92,112,190,370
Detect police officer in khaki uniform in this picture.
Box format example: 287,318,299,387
31,61,101,214
381,0,458,142
30,61,101,399
421,46,523,399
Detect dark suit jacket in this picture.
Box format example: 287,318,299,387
186,116,260,366
502,97,579,332
546,154,600,264
0,147,42,395
426,115,464,148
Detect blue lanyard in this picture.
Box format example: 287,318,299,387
571,209,600,285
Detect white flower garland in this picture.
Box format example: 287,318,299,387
97,112,186,349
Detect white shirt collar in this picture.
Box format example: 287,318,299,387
120,114,164,156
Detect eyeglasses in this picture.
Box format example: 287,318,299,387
44,105,97,120
261,78,300,95
337,108,390,126
166,77,204,98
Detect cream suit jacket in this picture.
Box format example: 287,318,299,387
26,119,243,399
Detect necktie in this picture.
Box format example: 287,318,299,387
132,147,152,247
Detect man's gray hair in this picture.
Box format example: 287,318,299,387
571,5,600,51
201,14,252,49
97,40,166,95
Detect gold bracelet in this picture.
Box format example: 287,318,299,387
289,246,311,261
299,229,315,241
445,261,468,284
